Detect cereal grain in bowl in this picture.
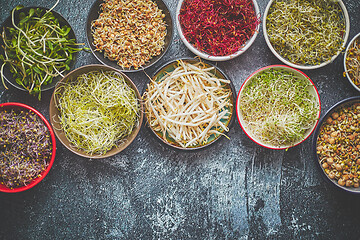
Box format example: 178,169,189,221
143,58,235,150
0,102,56,193
314,97,360,193
237,65,320,149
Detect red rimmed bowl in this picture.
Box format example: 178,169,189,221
0,102,56,193
236,65,321,149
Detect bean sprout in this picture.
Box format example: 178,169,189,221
143,60,233,148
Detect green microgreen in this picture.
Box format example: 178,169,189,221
266,0,345,66
0,2,87,100
239,68,319,147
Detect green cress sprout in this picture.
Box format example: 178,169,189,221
266,0,345,66
0,2,86,100
238,68,319,147
55,70,140,155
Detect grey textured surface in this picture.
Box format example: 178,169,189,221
0,0,360,239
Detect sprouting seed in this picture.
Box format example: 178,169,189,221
0,108,52,188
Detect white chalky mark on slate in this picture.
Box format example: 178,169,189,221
247,149,283,234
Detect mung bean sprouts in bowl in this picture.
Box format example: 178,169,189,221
49,64,143,159
0,102,56,193
312,96,360,194
143,58,236,150
236,65,321,149
263,0,349,70
176,0,260,61
86,0,173,72
344,32,360,92
0,5,84,100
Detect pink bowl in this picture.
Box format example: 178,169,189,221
0,102,56,193
236,65,321,149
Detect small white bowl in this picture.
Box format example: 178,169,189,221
344,32,360,92
263,0,350,70
175,0,260,61
236,65,321,149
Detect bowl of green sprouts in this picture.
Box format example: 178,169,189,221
0,4,86,100
236,65,321,149
49,64,143,158
263,0,349,70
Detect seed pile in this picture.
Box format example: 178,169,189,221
317,103,360,188
266,0,345,66
0,108,52,188
91,0,167,69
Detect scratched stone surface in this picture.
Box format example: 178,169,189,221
0,0,360,239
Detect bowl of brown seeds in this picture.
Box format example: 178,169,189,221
86,0,173,72
313,96,360,193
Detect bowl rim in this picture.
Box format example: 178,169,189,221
311,96,360,194
142,57,237,150
343,32,360,92
49,64,144,159
0,6,78,92
85,0,173,72
0,102,56,193
175,0,261,61
236,64,321,149
263,0,350,70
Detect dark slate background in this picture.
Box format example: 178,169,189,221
1,0,360,239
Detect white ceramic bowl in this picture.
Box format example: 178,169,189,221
263,0,350,70
175,0,260,61
236,65,321,149
344,32,360,92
